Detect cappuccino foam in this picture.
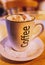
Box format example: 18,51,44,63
7,14,33,22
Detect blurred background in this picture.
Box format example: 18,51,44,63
0,0,45,16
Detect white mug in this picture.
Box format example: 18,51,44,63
6,13,44,52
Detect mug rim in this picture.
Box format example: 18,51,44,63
6,14,35,23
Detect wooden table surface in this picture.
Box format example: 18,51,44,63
0,13,45,65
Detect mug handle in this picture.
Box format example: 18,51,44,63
30,23,44,41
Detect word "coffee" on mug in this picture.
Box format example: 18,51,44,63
21,26,30,47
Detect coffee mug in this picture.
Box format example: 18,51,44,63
6,13,44,52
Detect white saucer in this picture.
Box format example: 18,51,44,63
0,37,44,61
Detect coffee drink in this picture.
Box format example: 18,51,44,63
7,13,33,22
